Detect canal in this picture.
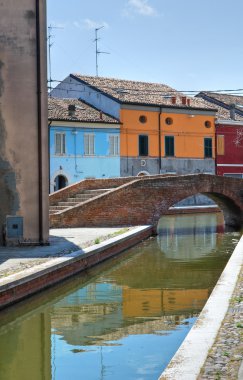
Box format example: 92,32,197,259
0,213,241,380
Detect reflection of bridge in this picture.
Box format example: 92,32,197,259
50,174,243,230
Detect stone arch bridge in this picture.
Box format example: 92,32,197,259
50,174,243,231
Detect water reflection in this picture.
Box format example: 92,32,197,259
0,213,240,380
157,213,224,259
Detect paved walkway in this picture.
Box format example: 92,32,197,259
199,264,243,380
0,227,125,278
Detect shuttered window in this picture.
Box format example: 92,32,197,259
139,135,148,156
217,135,225,155
84,134,95,155
204,138,213,158
109,135,120,156
165,136,174,157
55,133,66,155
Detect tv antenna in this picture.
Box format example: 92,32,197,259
94,26,110,76
48,24,63,91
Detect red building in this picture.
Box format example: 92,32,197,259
216,120,243,177
197,92,243,178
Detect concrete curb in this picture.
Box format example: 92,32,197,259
0,225,153,309
159,234,243,380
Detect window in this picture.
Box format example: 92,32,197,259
109,135,120,156
205,121,212,128
204,138,212,158
139,115,147,124
165,136,174,157
139,135,148,156
84,134,95,155
55,133,66,155
217,135,225,155
165,117,173,125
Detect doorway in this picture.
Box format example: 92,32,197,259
54,175,68,192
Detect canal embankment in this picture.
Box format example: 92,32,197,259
0,225,153,310
159,234,243,380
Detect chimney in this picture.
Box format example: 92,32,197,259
171,96,176,104
68,104,76,117
187,98,191,106
181,96,187,105
229,103,236,120
100,111,103,120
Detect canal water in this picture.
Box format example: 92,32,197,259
0,213,241,380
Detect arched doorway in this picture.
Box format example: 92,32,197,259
54,175,68,192
137,171,150,177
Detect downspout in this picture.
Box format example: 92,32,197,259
158,107,162,174
215,120,218,175
36,0,44,245
48,120,52,193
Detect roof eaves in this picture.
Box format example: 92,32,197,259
48,117,120,124
122,100,217,112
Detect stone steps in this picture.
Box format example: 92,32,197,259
50,187,115,215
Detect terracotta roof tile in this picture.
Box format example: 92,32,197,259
72,74,216,111
199,92,243,108
197,92,243,121
48,97,119,124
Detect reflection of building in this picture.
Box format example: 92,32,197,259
50,280,209,347
122,288,209,317
157,213,224,259
0,312,51,380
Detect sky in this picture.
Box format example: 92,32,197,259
47,0,243,94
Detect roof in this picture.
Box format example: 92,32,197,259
71,74,216,111
196,92,243,122
199,99,243,122
197,92,243,113
48,97,120,124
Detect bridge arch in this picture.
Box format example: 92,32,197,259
151,189,242,232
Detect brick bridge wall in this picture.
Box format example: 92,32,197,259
49,177,136,206
50,174,243,230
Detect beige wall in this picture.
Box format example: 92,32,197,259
0,0,49,245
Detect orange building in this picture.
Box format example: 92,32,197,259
52,75,217,176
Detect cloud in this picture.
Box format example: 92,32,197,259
125,0,157,16
82,18,109,30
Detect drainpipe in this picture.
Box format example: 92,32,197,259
215,120,218,175
158,107,162,174
36,0,44,245
48,120,52,193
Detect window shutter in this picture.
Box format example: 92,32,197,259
55,133,61,154
84,134,95,155
84,134,89,155
90,134,95,155
217,135,224,155
109,135,114,155
116,136,120,155
62,134,66,154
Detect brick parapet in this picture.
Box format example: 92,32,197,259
49,177,136,205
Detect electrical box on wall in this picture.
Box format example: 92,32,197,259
6,216,23,239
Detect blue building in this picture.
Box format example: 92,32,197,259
48,97,120,192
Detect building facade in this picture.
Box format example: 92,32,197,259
52,75,217,177
0,0,49,245
197,92,243,178
216,122,243,178
49,98,120,192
